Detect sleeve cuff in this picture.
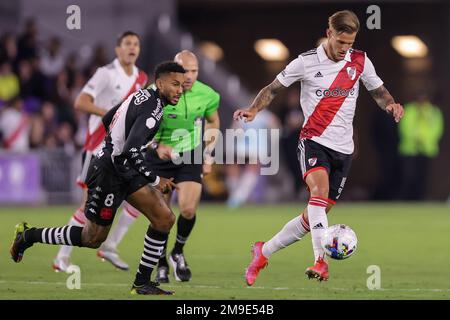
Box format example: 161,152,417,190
150,175,160,187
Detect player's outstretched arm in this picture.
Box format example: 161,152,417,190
233,78,284,122
369,85,404,123
74,92,107,117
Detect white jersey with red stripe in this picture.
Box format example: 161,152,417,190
276,44,383,154
81,58,148,154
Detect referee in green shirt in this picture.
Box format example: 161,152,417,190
147,50,220,282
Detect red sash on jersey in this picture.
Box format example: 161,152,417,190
83,70,148,151
3,114,29,149
300,50,365,140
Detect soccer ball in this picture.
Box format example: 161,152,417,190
321,224,357,260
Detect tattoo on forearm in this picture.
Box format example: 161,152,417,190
369,85,395,110
251,80,284,111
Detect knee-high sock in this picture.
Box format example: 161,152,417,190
55,212,85,259
307,197,329,262
102,202,139,250
172,215,196,254
134,226,168,286
25,225,83,247
262,213,310,258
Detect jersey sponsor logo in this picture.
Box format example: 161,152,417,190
315,87,355,98
308,157,317,166
314,71,323,78
346,66,357,80
146,117,156,129
168,114,177,119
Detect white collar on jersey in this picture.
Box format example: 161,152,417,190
317,44,352,63
113,58,138,77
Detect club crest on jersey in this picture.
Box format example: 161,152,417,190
346,66,357,80
308,157,317,166
146,117,156,129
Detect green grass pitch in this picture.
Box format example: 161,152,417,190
1,203,449,300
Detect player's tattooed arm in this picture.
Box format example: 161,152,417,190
250,79,285,112
233,79,284,122
369,85,404,123
369,85,395,110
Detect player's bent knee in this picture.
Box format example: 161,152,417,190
81,228,108,248
153,209,176,232
309,185,329,198
180,207,196,219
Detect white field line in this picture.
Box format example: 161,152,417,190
0,280,450,293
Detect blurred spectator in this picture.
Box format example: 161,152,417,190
18,59,45,100
0,32,18,65
85,44,108,76
280,88,304,196
65,53,78,89
0,62,20,101
56,122,76,155
17,18,38,62
40,37,65,79
398,94,444,200
0,96,30,152
29,101,59,148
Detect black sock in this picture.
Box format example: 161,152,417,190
24,226,83,246
134,226,168,286
172,215,196,254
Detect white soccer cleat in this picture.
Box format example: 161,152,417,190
97,245,129,271
52,256,72,273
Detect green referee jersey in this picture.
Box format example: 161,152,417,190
153,80,220,153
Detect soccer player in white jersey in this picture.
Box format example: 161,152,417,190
52,31,148,272
235,10,404,284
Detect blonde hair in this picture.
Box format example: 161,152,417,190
328,10,360,34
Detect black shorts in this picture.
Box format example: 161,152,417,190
84,156,148,226
145,148,203,184
297,138,352,203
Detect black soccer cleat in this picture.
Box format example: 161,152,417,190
169,252,192,282
10,222,33,263
130,281,174,295
155,266,170,283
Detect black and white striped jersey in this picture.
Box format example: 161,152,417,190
100,86,164,184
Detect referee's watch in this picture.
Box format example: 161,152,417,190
149,141,159,150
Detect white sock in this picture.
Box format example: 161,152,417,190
262,214,310,258
307,197,329,262
102,203,138,249
56,216,84,259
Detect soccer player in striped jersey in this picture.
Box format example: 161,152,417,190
235,10,404,284
10,62,185,295
53,31,148,272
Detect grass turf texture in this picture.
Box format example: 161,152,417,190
1,203,449,300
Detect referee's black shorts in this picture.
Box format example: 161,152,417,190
145,147,203,184
297,138,352,203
